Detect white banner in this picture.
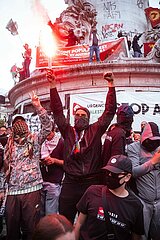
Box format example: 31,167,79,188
70,91,160,132
13,113,41,133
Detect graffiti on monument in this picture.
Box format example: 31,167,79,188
102,23,123,38
137,0,144,9
101,21,141,39
102,1,121,19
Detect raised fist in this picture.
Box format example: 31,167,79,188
46,69,55,83
103,72,114,82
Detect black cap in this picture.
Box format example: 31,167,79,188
102,155,132,173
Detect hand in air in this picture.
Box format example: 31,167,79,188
103,72,114,82
30,91,41,108
46,69,55,84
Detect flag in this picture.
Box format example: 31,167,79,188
6,18,18,35
144,42,155,57
145,7,160,28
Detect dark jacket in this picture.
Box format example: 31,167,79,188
132,33,143,53
0,147,3,170
40,138,64,184
102,124,126,166
50,87,116,178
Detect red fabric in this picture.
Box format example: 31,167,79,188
145,7,160,28
144,42,155,57
36,38,128,67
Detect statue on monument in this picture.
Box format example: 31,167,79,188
48,0,97,46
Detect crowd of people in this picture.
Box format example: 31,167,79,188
0,70,160,240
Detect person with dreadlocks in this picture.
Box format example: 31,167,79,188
0,91,52,240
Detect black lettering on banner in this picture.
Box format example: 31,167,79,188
130,103,141,114
141,104,149,115
153,104,160,115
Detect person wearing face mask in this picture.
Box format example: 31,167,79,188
127,122,160,240
47,70,116,224
0,92,52,240
40,123,64,215
74,155,144,240
102,104,134,167
0,126,8,148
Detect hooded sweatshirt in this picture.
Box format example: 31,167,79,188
127,122,160,203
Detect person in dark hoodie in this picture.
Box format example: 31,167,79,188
0,126,8,149
132,33,143,57
102,104,134,167
127,122,160,240
46,70,117,224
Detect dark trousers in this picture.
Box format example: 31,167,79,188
0,216,3,234
59,177,100,224
5,190,41,240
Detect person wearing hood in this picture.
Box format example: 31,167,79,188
46,70,117,224
0,92,52,240
127,122,160,240
132,33,143,57
0,126,8,148
102,104,134,167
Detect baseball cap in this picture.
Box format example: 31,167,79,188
102,155,132,173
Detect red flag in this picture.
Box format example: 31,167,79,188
144,42,155,57
6,18,18,35
145,7,160,28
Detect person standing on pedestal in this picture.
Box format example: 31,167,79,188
22,43,32,78
89,27,101,63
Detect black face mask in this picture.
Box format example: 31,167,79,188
14,133,28,144
74,117,89,131
142,139,160,152
105,171,126,190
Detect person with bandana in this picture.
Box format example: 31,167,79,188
74,155,144,240
127,122,160,240
0,92,52,240
46,70,116,224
